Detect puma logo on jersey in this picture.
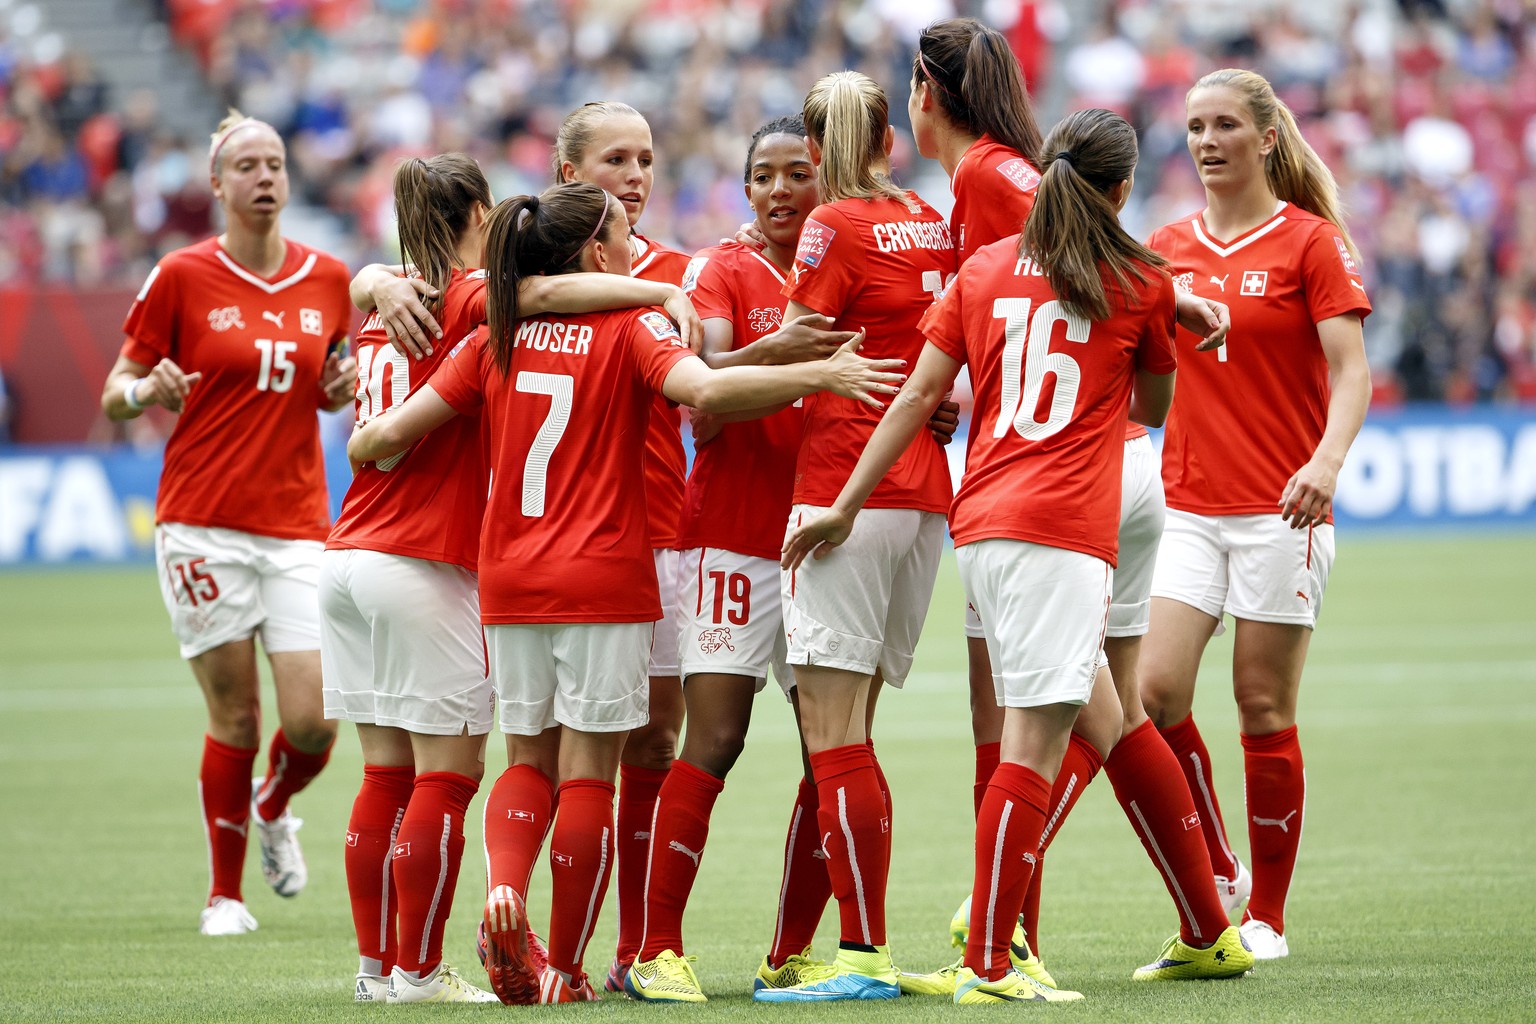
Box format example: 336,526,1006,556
1210,274,1229,292
698,627,735,655
207,306,245,332
668,840,702,866
1350,279,1367,291
213,816,247,837
262,310,286,329
1252,810,1299,833
1296,590,1310,604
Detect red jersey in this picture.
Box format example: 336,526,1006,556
429,306,694,624
120,237,351,541
950,135,1040,266
631,232,693,547
675,242,805,560
920,237,1178,564
1146,203,1371,519
784,193,956,513
327,269,489,569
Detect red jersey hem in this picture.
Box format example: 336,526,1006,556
952,529,1118,567
159,516,328,543
1165,500,1334,526
323,538,477,572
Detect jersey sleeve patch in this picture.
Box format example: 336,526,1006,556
795,218,837,268
1333,235,1360,275
682,255,708,293
996,158,1041,194
638,310,683,345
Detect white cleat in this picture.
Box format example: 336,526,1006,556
387,963,499,1003
1239,919,1289,960
1216,860,1252,917
355,973,389,1002
251,779,307,898
198,896,258,936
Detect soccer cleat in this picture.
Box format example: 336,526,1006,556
251,779,307,898
898,957,962,996
538,966,600,1003
387,963,498,1003
624,950,707,1002
478,918,549,976
481,885,540,1004
198,896,257,936
752,946,899,1002
1216,860,1252,916
604,956,632,992
1132,925,1254,980
948,895,1057,988
1239,919,1289,960
354,973,388,1001
953,966,1084,1004
754,948,835,991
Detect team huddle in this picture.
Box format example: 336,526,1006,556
100,15,1371,1008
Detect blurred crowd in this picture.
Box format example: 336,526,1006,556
3,0,1535,402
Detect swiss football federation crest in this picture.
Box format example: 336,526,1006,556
748,307,782,333
208,306,245,332
1172,272,1194,293
300,308,324,335
1240,270,1268,297
698,627,735,654
796,219,836,268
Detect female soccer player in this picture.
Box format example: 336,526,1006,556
553,103,692,985
785,107,1197,1004
623,116,858,1003
347,181,904,1004
100,110,355,936
1140,68,1372,961
751,70,957,1003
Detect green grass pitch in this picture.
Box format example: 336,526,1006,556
2,535,1533,1021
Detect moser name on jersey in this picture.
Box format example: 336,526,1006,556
872,220,954,253
514,319,594,355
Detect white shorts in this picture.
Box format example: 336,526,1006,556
1151,509,1335,633
676,548,790,696
155,522,323,659
649,548,683,678
957,539,1110,708
781,506,944,687
1106,434,1166,638
319,549,492,735
487,621,651,735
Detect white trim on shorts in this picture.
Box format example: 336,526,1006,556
676,547,792,697
487,621,651,735
155,522,322,659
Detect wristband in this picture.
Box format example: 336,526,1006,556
122,377,146,410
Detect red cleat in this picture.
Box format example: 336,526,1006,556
481,885,539,1005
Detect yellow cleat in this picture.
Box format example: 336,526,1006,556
1132,925,1254,981
949,896,1057,989
755,948,836,991
624,950,707,1003
898,957,962,996
954,966,1083,1004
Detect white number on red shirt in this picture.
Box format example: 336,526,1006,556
921,270,957,303
253,338,298,393
992,297,1089,441
516,371,573,517
354,343,411,424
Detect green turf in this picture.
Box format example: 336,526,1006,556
2,536,1533,1021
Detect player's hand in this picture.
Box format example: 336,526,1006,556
821,331,905,410
376,277,442,359
1278,457,1337,529
782,506,856,570
1175,291,1229,352
139,359,203,413
661,286,704,354
769,313,859,363
724,221,768,252
320,352,359,408
690,410,722,446
928,398,960,445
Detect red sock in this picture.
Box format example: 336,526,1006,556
254,729,333,820
768,777,833,966
1241,726,1304,935
867,738,893,878
547,779,617,980
965,762,1050,981
974,742,1001,819
483,764,556,898
392,772,479,977
1105,720,1231,944
345,764,414,975
613,763,667,965
1158,715,1239,878
810,744,890,948
1020,733,1102,950
200,735,257,903
637,761,724,959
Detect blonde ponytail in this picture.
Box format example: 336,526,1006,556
803,71,907,204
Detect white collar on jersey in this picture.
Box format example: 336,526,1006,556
1190,199,1288,258
215,247,318,294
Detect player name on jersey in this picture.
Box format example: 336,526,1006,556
513,319,594,355
872,219,955,253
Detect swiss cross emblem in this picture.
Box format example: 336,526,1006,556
300,308,323,335
1240,270,1268,297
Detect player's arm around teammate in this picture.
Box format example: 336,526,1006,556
99,111,355,936
1138,68,1371,961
